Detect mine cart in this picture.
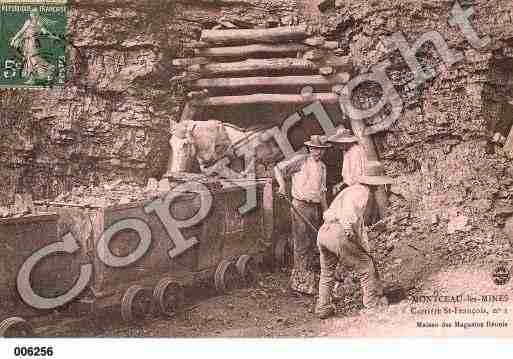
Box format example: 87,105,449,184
72,178,271,323
0,179,271,335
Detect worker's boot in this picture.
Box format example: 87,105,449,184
360,270,386,310
315,303,335,320
315,279,335,319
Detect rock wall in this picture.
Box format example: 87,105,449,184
311,0,513,289
0,0,299,205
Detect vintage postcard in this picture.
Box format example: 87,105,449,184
1,0,513,350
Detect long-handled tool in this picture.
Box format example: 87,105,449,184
279,193,407,303
278,193,319,235
278,193,381,277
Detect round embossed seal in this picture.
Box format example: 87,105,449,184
492,261,511,286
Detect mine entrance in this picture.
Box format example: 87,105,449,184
171,24,353,196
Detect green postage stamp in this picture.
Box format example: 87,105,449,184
0,0,67,88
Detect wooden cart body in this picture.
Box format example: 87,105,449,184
0,180,269,318
0,180,275,329
82,180,268,308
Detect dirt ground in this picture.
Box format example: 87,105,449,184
32,262,513,338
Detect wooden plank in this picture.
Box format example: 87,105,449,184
218,20,238,29
188,58,320,77
323,41,339,50
304,36,325,47
191,74,351,92
195,43,309,59
201,25,311,46
183,40,209,49
303,49,326,61
196,93,340,107
172,57,209,67
171,71,201,82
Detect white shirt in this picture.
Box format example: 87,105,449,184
342,144,367,186
278,154,327,203
324,184,370,248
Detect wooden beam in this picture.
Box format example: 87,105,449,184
217,20,238,29
200,25,311,46
172,57,209,67
191,74,351,92
196,93,340,107
195,43,309,59
303,49,326,61
303,36,325,47
188,58,321,77
323,41,339,50
183,40,209,49
187,89,209,101
171,71,201,82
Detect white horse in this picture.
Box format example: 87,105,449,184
166,120,281,178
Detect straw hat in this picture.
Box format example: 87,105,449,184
304,135,332,148
357,161,395,186
328,128,358,144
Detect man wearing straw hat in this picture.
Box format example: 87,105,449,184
274,135,331,295
315,161,395,319
328,127,367,193
329,127,380,225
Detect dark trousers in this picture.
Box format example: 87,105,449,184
289,199,320,295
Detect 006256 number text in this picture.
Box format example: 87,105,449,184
13,346,54,357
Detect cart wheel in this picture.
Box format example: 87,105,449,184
214,260,241,294
153,279,185,318
0,317,34,338
274,237,293,270
121,285,152,323
236,255,258,287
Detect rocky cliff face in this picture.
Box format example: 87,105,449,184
313,0,513,289
0,0,299,204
